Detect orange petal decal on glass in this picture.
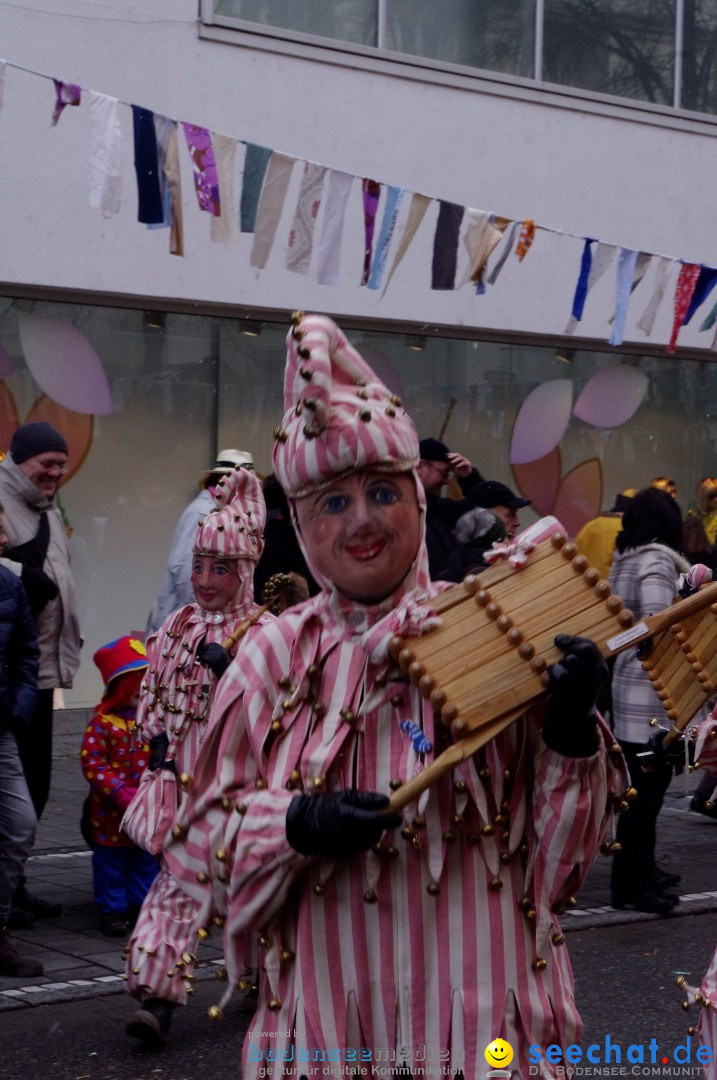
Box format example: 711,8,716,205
27,395,93,485
573,367,648,428
0,384,20,455
18,313,112,415
511,447,561,517
510,380,573,464
552,458,603,538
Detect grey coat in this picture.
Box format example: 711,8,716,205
0,456,81,689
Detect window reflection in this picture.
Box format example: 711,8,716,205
386,0,535,79
213,0,378,46
543,0,676,105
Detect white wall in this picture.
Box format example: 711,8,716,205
0,0,715,351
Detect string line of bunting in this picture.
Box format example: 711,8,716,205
1,57,715,354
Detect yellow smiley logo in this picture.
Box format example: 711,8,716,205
485,1038,514,1068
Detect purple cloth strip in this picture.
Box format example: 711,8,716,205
361,179,381,286
571,238,595,321
51,80,81,126
182,123,220,217
131,106,164,225
431,201,464,290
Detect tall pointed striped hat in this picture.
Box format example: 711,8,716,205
192,465,265,562
272,312,419,497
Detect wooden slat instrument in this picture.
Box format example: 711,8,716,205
387,532,717,811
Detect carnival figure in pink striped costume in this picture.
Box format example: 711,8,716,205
125,466,269,1046
677,710,717,1077
163,313,628,1079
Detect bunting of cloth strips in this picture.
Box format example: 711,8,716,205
431,200,464,290
88,91,122,215
361,179,381,285
667,262,701,353
51,79,81,126
210,133,238,244
316,170,354,286
182,123,220,217
6,58,717,353
460,209,505,293
366,184,404,291
381,192,432,296
287,162,326,274
249,153,295,270
131,106,163,225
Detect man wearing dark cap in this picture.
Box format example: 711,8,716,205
0,421,81,925
416,437,485,581
473,479,532,540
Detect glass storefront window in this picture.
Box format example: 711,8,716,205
681,0,717,113
1,295,717,704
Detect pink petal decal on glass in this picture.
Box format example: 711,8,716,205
27,396,94,485
510,380,573,464
0,385,20,454
361,345,405,401
18,313,113,415
573,367,648,428
552,458,603,538
0,343,16,379
511,447,562,517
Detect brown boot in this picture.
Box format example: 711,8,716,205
0,928,43,977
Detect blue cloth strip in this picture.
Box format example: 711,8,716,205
571,238,594,322
366,186,404,290
685,267,717,325
131,105,163,225
609,247,638,346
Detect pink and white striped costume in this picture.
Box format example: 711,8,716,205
126,467,269,1007
680,714,717,1077
164,561,627,1078
162,313,627,1078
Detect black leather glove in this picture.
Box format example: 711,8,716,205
148,732,175,773
196,640,232,678
20,566,59,615
542,634,608,757
646,726,691,769
286,790,403,861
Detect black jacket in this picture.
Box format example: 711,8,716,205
424,468,484,582
0,565,39,737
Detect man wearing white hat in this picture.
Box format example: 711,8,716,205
146,449,255,633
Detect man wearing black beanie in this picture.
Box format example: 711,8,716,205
0,421,81,925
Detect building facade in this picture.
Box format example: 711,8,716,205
1,0,716,704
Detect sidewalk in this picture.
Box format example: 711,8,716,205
2,711,717,1012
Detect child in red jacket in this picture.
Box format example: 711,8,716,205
80,637,158,937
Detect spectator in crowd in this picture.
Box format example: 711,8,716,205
146,449,255,633
80,636,158,937
472,479,532,540
574,489,636,581
651,476,677,500
161,314,626,1079
253,474,318,601
695,476,717,546
0,499,42,976
416,436,484,581
0,421,81,926
609,487,689,916
125,467,271,1047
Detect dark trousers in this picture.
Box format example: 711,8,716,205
92,846,158,914
611,739,674,895
14,689,54,820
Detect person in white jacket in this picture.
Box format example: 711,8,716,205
146,449,255,633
